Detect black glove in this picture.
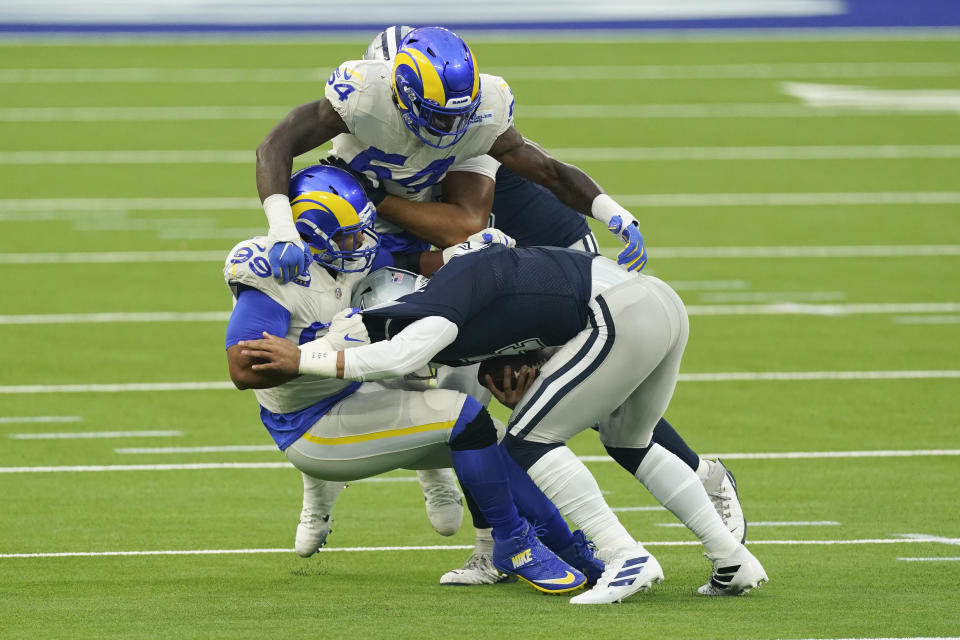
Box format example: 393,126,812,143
318,156,387,207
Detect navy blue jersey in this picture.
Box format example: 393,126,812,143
488,166,591,248
362,245,594,365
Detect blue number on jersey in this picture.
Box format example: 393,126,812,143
250,256,271,278
327,69,356,101
348,148,455,194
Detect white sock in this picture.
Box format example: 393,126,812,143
302,472,346,514
695,458,710,482
636,445,739,559
526,446,639,561
474,528,494,555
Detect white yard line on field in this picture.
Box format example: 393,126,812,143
2,371,959,395
5,303,960,325
2,103,958,122
4,62,960,84
9,430,182,440
3,193,960,214
5,145,960,165
115,444,276,454
2,536,958,560
4,450,959,473
656,520,841,527
0,416,82,424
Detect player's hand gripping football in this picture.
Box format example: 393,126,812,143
482,363,538,410
608,214,647,272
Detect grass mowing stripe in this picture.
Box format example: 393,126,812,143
4,104,959,122
2,371,959,394
0,416,82,423
3,248,960,266
6,450,959,473
3,193,960,212
5,145,960,164
2,538,953,560
5,62,960,83
4,304,960,325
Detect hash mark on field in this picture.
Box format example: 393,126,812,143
0,416,82,424
897,557,960,562
9,430,182,440
4,537,958,560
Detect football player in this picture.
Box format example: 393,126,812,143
239,235,769,604
226,165,606,594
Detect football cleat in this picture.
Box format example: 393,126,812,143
555,530,606,586
416,468,464,536
702,458,747,543
440,551,517,586
569,544,664,605
492,526,586,594
697,544,768,596
295,477,345,558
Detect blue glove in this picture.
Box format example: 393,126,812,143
268,241,311,284
608,215,647,272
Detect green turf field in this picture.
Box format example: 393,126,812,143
1,33,959,639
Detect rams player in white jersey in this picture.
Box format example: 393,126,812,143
226,164,597,593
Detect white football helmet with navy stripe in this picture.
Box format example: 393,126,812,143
363,25,414,62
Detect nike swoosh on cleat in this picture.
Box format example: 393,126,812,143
343,334,364,342
534,571,579,586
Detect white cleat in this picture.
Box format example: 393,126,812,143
569,545,664,604
417,468,464,536
440,551,517,586
295,477,346,558
702,458,747,543
698,544,768,596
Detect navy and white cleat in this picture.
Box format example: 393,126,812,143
492,526,586,594
698,544,768,596
556,530,605,586
569,545,664,604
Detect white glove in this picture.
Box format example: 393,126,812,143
441,228,516,264
324,308,369,350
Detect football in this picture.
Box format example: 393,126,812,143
476,351,545,392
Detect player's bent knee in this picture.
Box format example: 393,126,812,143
449,396,498,451
604,444,651,475
503,434,563,470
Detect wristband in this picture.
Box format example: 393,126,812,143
298,338,339,377
263,194,300,244
590,194,637,229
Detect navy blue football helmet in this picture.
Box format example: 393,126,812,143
392,26,481,149
288,165,381,273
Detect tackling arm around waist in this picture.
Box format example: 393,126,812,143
341,315,459,381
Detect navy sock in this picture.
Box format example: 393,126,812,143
651,417,700,471
451,444,526,541
498,443,574,552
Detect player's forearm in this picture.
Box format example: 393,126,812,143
376,196,487,248
342,318,458,380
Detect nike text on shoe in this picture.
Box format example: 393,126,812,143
295,510,332,558
702,458,747,543
440,551,518,586
698,544,768,596
569,545,664,604
417,468,464,536
492,526,586,594
556,530,606,586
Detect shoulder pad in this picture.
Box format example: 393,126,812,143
223,238,278,294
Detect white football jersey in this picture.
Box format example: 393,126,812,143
324,59,514,234
224,237,366,415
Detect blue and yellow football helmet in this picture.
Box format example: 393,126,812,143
392,26,481,149
288,165,381,273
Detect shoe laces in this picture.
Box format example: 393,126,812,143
422,481,462,506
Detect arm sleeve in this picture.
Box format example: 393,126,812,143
341,316,458,381
225,286,292,349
